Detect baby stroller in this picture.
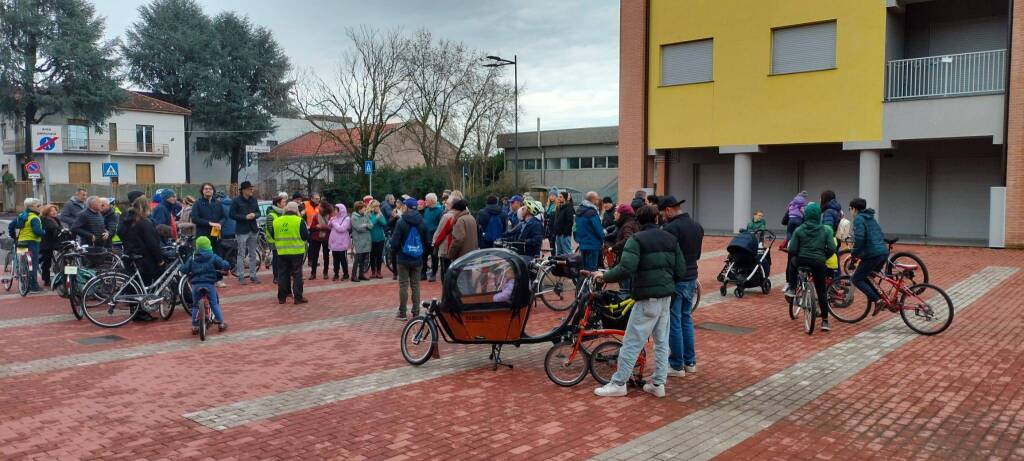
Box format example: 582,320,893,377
717,230,775,298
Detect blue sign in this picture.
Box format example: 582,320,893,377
102,162,119,177
24,161,41,174
364,160,375,175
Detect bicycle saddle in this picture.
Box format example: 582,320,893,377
892,262,918,272
884,238,899,245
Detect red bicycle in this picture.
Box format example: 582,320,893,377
543,271,647,387
835,261,953,334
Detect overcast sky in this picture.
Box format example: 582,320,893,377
91,0,620,131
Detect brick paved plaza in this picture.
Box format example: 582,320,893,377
1,238,1023,460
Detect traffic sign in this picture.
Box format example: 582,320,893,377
32,125,63,154
24,161,41,175
364,160,375,175
102,162,119,177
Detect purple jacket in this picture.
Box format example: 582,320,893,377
328,203,352,251
787,194,808,219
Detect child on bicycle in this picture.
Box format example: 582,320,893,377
784,202,837,331
180,236,231,334
848,198,889,315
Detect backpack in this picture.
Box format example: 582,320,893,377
483,213,504,243
402,225,424,258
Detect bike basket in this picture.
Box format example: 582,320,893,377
594,290,634,330
0,236,13,251
551,253,582,278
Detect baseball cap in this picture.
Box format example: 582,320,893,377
510,195,523,204
404,197,418,208
240,181,253,190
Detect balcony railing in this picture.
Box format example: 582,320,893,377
2,138,169,156
886,49,1007,100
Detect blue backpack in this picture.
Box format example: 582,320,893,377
484,214,504,243
402,226,424,258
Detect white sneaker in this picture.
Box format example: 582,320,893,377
642,383,666,398
667,368,686,378
215,281,227,288
685,364,697,374
594,382,627,397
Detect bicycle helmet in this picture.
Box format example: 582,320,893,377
524,199,543,217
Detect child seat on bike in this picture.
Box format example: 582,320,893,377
441,249,532,342
593,290,634,330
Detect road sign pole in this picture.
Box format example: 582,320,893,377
369,173,373,198
42,152,50,202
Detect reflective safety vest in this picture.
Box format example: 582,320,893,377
272,214,304,255
112,206,122,244
265,209,280,244
18,212,41,243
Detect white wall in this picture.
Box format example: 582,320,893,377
189,117,321,184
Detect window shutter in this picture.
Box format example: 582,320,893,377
772,22,837,74
661,39,713,86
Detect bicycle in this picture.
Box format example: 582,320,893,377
79,241,193,328
193,283,227,341
787,267,819,335
495,240,580,312
0,232,13,292
830,261,953,334
839,237,929,287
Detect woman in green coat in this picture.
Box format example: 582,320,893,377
368,200,389,279
349,201,373,282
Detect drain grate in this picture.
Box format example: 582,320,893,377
696,322,754,335
75,335,126,345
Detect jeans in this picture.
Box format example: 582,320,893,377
670,280,697,370
370,240,385,274
190,282,224,325
785,217,803,240
555,235,573,256
308,240,330,276
19,242,42,290
235,232,259,279
351,252,369,281
611,296,671,386
580,249,600,271
852,253,887,302
787,255,830,320
397,264,422,315
331,250,349,278
277,254,304,302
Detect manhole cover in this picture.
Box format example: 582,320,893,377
76,335,126,345
696,322,754,335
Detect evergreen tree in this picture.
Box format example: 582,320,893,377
0,0,122,177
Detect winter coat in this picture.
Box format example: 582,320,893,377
603,224,686,300
852,209,888,259
180,249,231,286
40,216,62,251
151,202,178,240
821,199,843,234
229,195,261,235
611,215,640,256
553,202,575,236
220,198,236,237
381,201,394,221
602,209,616,230
390,209,429,267
434,210,456,259
119,211,163,281
59,195,86,228
661,212,705,282
191,197,224,238
447,210,479,261
476,204,507,244
503,217,545,258
71,208,108,244
573,201,605,251
745,219,767,234
309,213,331,242
369,211,388,242
423,204,444,237
328,204,352,252
350,211,373,254
787,193,808,219
788,203,836,263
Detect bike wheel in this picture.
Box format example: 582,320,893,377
690,281,702,313
69,277,84,320
2,251,12,291
538,268,577,311
886,252,929,288
178,276,193,315
82,273,139,328
401,317,437,365
588,341,621,385
898,283,954,335
837,249,854,276
828,276,868,323
803,283,817,335
788,295,799,320
17,253,30,297
544,342,590,387
158,286,176,320
384,245,395,274
199,300,209,341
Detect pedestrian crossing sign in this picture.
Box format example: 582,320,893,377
102,162,119,177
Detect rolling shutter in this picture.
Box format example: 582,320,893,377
661,39,713,86
772,22,837,74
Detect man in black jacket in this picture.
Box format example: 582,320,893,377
658,195,704,377
553,192,575,255
475,195,507,249
71,196,111,247
230,181,262,285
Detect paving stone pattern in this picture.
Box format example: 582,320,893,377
591,266,1017,461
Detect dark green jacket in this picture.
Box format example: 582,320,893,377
603,224,685,300
745,219,767,234
852,208,888,259
788,203,836,263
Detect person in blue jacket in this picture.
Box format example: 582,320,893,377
502,199,545,258
849,197,890,314
8,198,46,292
574,191,606,271
180,236,232,334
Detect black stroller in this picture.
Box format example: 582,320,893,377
717,230,775,298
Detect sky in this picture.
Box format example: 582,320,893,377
91,0,620,131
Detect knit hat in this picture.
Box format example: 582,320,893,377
404,197,418,208
363,195,373,204
127,190,144,203
284,202,300,214
630,197,645,211
510,195,523,204
161,189,176,201
195,236,213,252
616,203,635,215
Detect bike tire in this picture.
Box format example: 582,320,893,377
159,287,176,321
803,282,817,335
17,253,30,297
2,251,12,291
384,245,395,274
837,249,854,276
886,252,929,287
69,276,84,320
544,342,590,387
401,317,437,366
178,276,193,316
788,295,800,320
81,273,140,328
538,267,577,312
828,276,868,323
199,299,209,341
898,283,954,336
589,341,646,386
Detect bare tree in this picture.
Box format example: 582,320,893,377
293,26,409,189
446,64,516,195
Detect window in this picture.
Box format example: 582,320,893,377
607,156,619,168
195,137,211,152
265,140,278,147
581,157,593,169
594,156,607,168
661,39,713,86
68,162,91,184
545,158,561,170
568,157,580,169
136,164,155,184
67,121,89,151
108,123,117,152
771,21,837,75
136,125,154,152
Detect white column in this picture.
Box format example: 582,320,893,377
859,150,881,213
733,153,752,233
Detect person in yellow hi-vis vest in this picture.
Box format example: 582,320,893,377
7,198,46,293
267,201,309,305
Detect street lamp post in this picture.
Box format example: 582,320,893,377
483,55,518,192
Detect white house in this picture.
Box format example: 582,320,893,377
0,91,190,185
